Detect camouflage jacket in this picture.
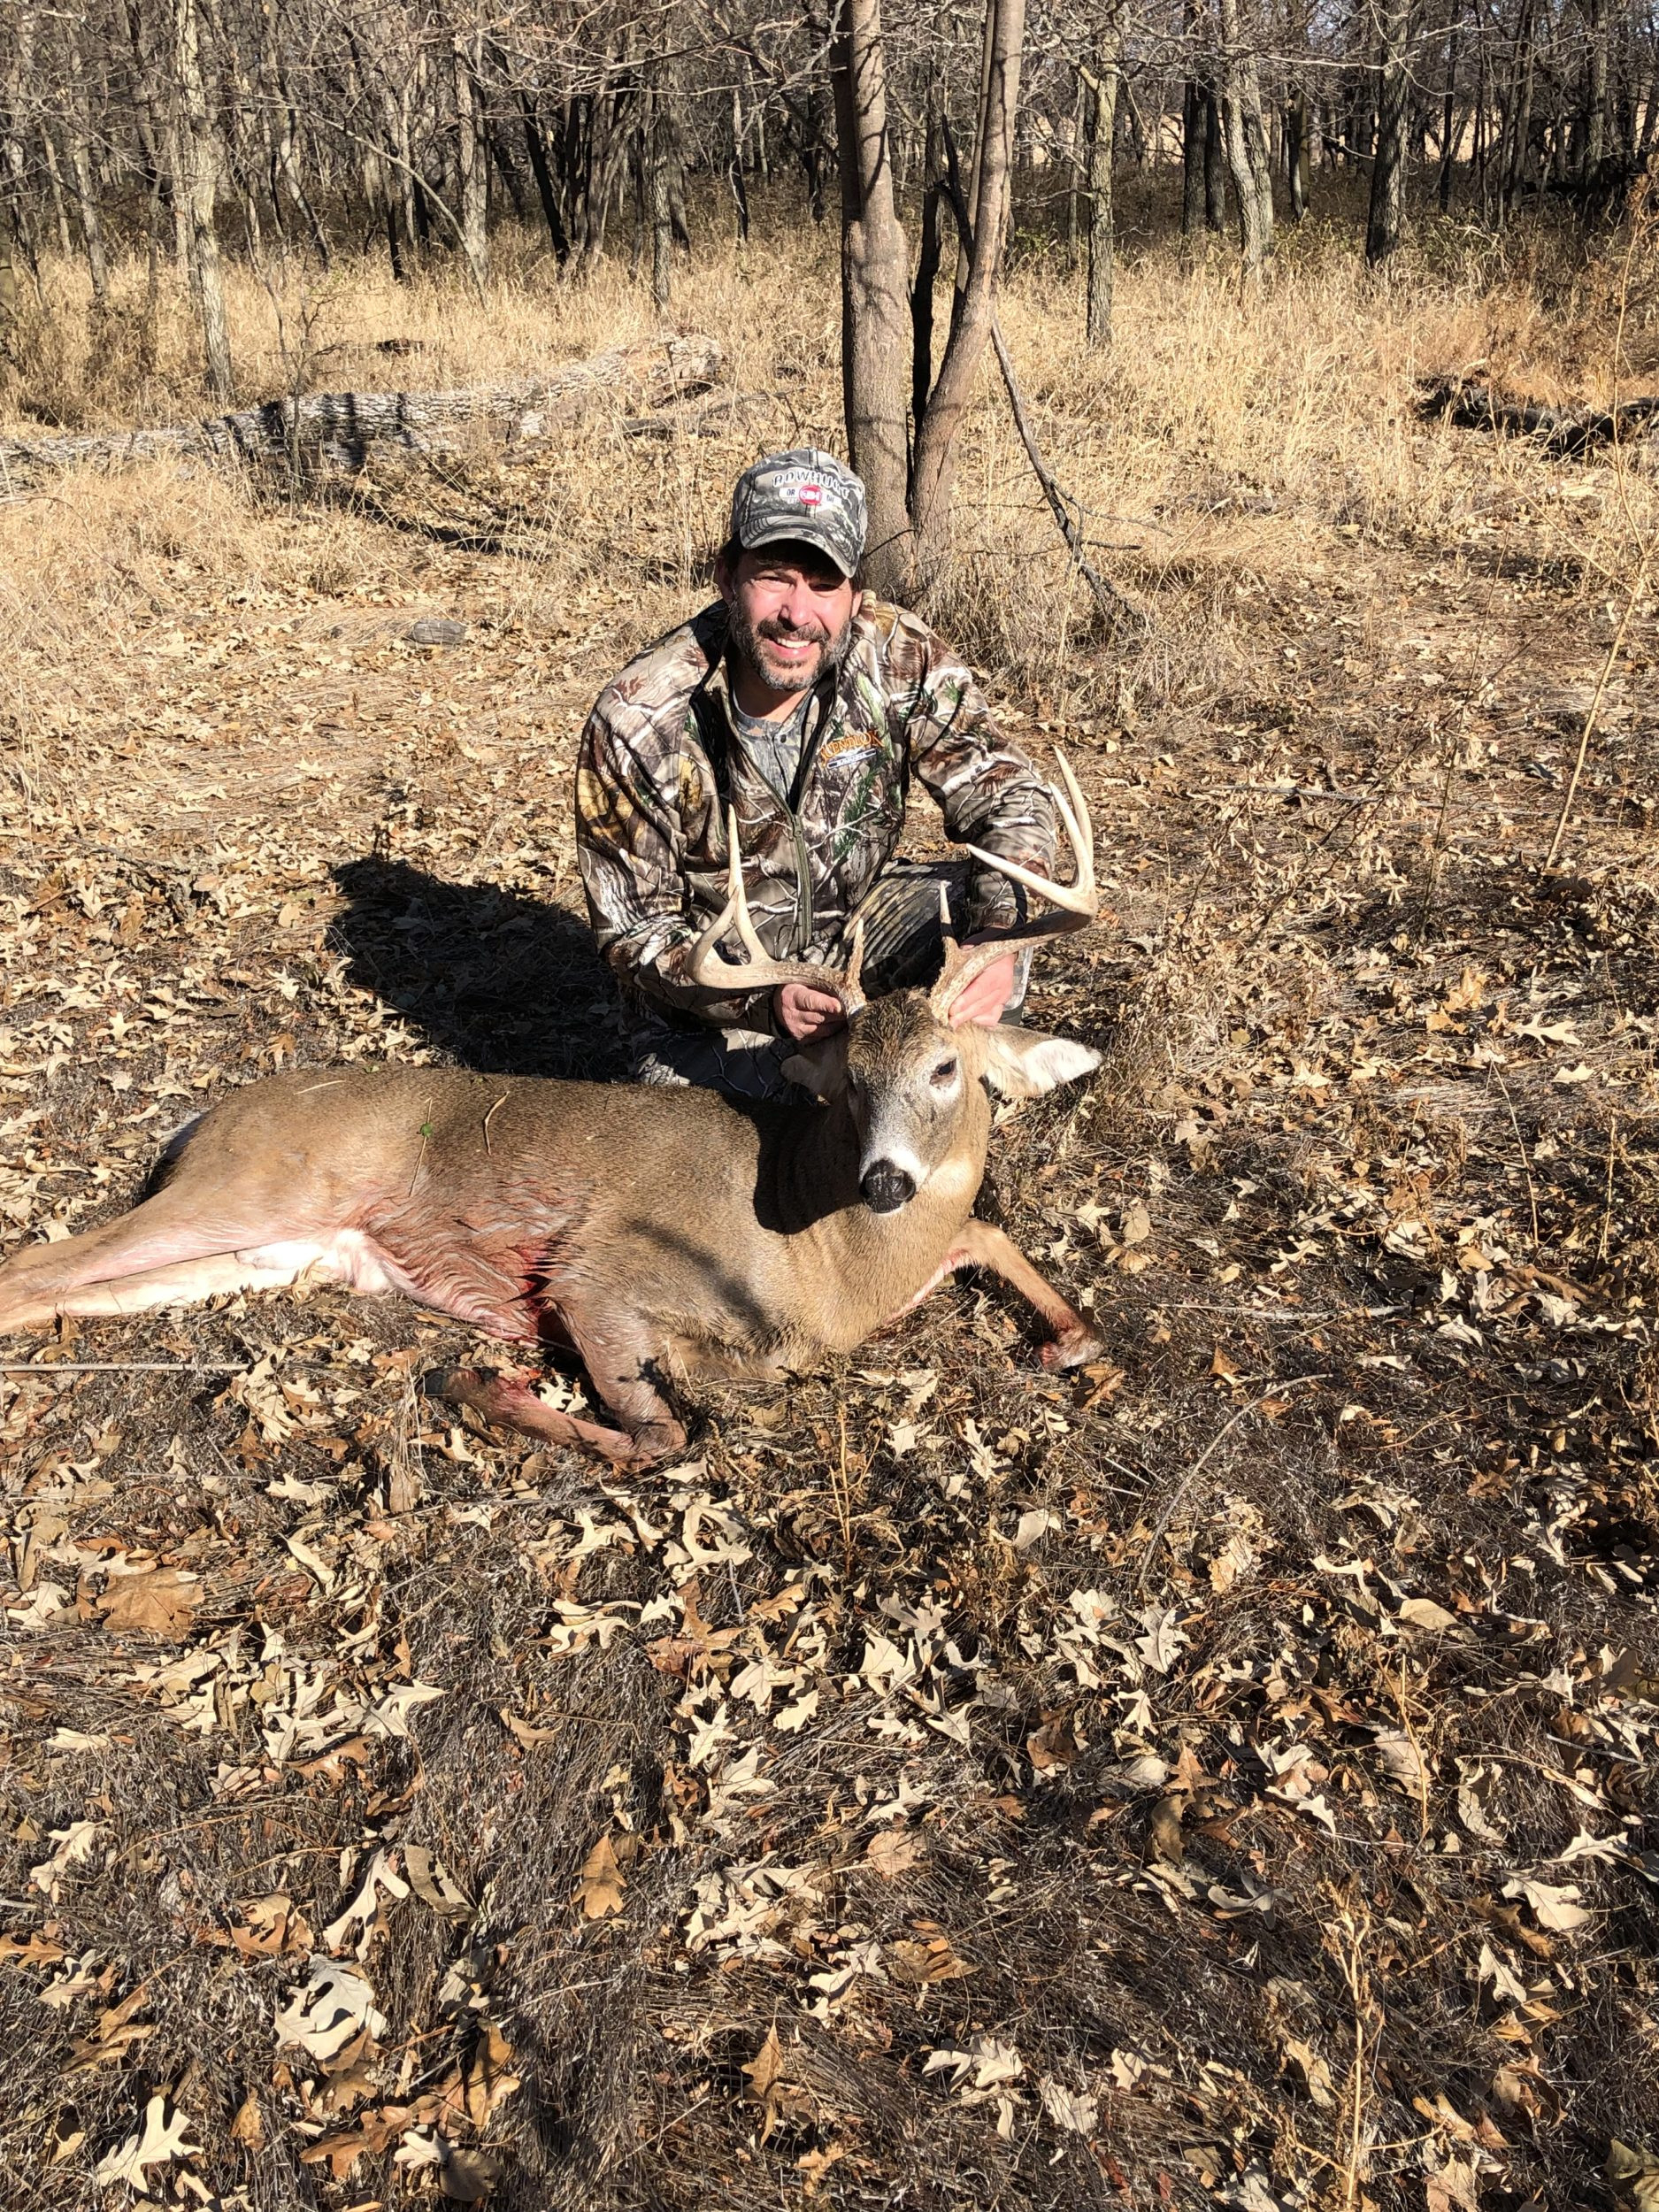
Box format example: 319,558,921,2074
575,598,1056,1031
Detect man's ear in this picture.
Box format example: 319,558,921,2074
979,1027,1102,1101
780,1033,850,1102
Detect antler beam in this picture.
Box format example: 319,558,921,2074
683,807,867,1010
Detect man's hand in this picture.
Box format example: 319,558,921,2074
774,982,847,1041
947,948,1018,1029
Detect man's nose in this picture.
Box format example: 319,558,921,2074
779,583,820,631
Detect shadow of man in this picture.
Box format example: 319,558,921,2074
330,857,626,1081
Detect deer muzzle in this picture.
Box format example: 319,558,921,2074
859,1158,918,1214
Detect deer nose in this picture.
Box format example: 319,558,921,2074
860,1160,917,1214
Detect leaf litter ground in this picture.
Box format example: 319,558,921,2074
2,384,1658,2212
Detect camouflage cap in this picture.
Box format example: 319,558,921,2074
730,448,867,578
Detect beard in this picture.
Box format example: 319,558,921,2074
726,596,856,697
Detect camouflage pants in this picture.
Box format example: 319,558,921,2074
629,859,1031,1103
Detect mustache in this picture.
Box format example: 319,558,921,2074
757,618,831,647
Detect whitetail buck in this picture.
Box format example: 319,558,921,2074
0,757,1104,1464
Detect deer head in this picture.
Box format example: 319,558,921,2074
687,751,1102,1216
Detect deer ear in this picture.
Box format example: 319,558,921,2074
979,1027,1102,1100
780,1034,850,1102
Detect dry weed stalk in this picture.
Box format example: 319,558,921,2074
1323,1885,1379,2212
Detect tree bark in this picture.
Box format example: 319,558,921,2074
1583,0,1609,174
831,0,912,596
1438,19,1459,208
911,85,945,434
452,26,488,288
909,0,1026,579
0,334,725,480
520,92,570,261
1366,0,1414,261
1285,84,1310,219
1217,0,1274,271
1204,85,1227,227
1083,18,1123,349
649,93,672,308
64,19,111,309
1181,75,1207,238
173,0,234,403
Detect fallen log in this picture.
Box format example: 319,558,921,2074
1417,375,1659,457
0,333,722,484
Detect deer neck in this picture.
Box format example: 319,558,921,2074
765,1087,994,1347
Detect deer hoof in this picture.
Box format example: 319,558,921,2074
1039,1328,1103,1372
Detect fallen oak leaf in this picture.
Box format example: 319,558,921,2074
463,2020,520,2125
229,1892,312,1957
96,1566,202,1639
404,1845,472,1917
865,1828,927,1880
91,2093,200,2188
500,1708,560,1748
274,1956,388,2062
575,1833,626,1920
742,2023,810,2143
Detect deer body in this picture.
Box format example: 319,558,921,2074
0,754,1105,1463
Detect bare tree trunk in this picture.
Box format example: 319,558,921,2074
910,0,1025,577
1205,86,1227,227
1181,74,1208,240
832,0,912,596
1065,73,1084,257
1438,18,1459,207
520,91,570,261
262,0,330,265
911,84,945,432
173,0,234,402
1285,83,1310,218
729,79,750,241
63,20,111,309
1584,0,1609,173
1217,0,1275,270
41,126,74,257
452,25,488,288
1366,0,1414,261
1499,0,1537,223
649,92,672,308
1083,14,1123,349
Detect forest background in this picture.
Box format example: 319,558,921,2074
1,3,1658,2211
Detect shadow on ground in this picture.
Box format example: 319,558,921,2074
330,856,628,1079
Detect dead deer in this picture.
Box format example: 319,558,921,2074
0,756,1104,1465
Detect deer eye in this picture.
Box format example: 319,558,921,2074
932,1057,959,1085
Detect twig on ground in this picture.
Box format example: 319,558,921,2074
1135,1372,1328,1593
0,1360,248,1375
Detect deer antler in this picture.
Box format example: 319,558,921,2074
684,807,867,1011
928,748,1098,1024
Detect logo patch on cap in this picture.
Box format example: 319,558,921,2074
797,482,824,509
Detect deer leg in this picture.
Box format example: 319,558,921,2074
0,1194,317,1334
944,1218,1103,1370
430,1313,687,1467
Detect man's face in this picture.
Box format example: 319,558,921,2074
718,541,862,699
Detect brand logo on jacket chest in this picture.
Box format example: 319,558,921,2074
820,726,883,764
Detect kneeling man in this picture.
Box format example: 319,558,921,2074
576,449,1057,1098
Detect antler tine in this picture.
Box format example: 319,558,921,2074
929,748,1099,1025
959,746,1096,920
684,806,866,1008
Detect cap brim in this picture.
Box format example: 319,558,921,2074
739,521,858,577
